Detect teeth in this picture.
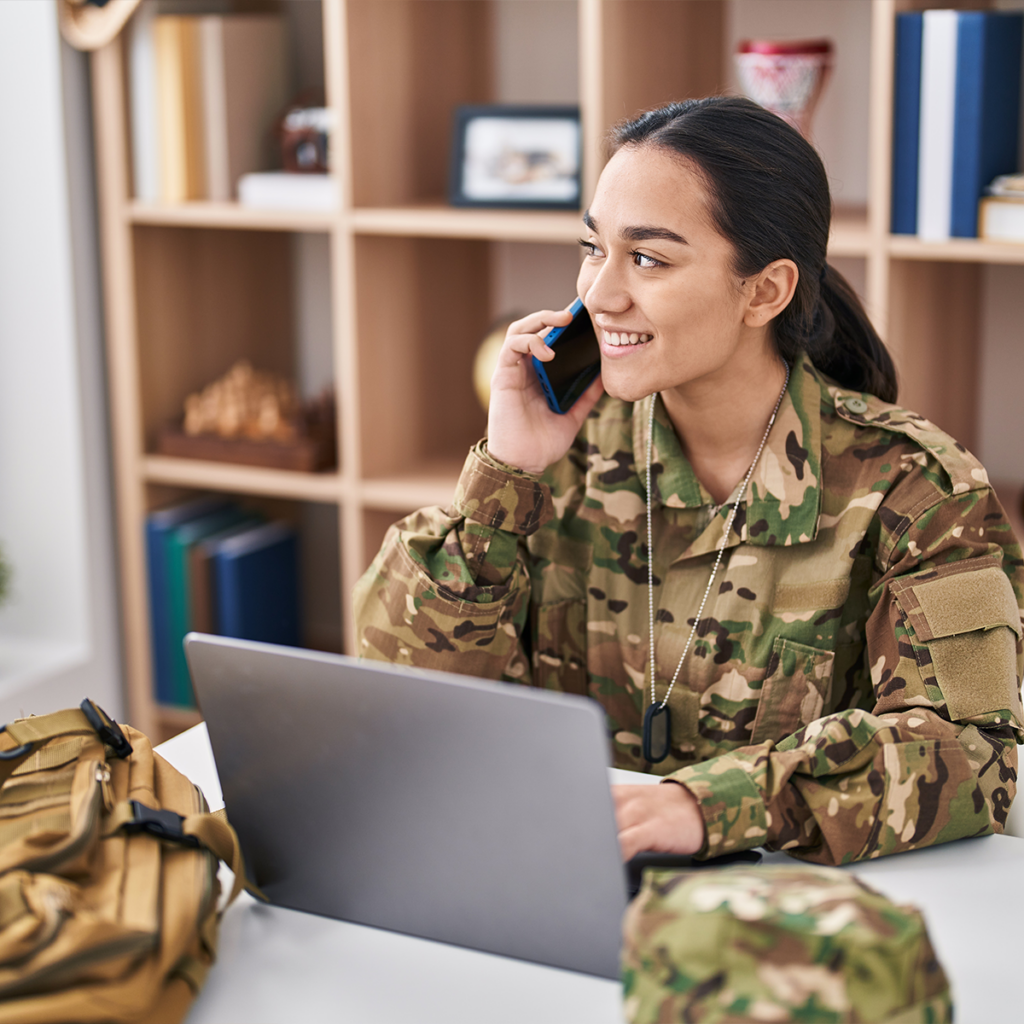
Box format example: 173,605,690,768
603,331,652,347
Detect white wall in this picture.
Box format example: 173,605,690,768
0,2,122,721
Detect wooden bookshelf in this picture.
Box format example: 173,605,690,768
89,0,1019,741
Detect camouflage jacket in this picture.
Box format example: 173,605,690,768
354,356,1024,864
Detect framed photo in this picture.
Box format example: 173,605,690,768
449,105,582,210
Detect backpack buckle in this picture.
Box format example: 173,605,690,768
80,699,133,759
124,800,200,847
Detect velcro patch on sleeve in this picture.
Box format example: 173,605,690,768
893,563,1023,724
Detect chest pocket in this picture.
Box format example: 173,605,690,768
750,638,835,744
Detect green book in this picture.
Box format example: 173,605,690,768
166,506,250,706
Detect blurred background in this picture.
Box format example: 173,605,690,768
1,0,1023,742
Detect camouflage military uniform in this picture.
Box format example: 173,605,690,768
354,356,1024,864
622,865,952,1022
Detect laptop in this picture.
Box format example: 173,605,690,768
184,633,627,979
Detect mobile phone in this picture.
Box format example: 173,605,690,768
531,298,601,414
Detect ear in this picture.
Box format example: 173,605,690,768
743,260,799,327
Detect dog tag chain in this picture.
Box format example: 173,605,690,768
642,365,789,764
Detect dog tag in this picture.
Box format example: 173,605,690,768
642,703,671,763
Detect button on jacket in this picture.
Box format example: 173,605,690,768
354,357,1024,865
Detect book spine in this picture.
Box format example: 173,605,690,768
950,13,1024,238
917,10,959,241
891,13,923,235
950,14,984,239
128,2,160,203
154,16,206,202
145,519,176,705
155,17,187,203
214,552,244,639
179,17,206,200
200,16,230,203
165,530,197,707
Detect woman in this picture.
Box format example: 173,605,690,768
354,98,1023,866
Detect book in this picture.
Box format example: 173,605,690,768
128,0,160,202
211,522,301,647
145,496,226,705
950,12,1023,238
917,9,959,241
891,13,923,235
238,172,340,211
979,196,1024,242
199,15,289,201
154,15,206,202
189,516,264,635
167,506,252,707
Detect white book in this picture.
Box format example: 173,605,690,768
238,173,339,211
917,10,959,241
979,197,1024,243
199,15,289,202
128,1,160,202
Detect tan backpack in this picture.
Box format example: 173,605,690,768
0,701,247,1024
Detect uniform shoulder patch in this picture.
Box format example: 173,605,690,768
830,387,988,496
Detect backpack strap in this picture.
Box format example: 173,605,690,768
106,800,264,905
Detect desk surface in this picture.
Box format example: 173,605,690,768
159,725,1023,1024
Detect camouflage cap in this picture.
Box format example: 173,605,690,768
622,865,951,1023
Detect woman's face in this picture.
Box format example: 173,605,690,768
577,144,766,403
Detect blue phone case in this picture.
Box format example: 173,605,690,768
531,298,600,415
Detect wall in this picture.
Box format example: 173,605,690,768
0,2,122,720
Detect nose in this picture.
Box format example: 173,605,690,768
577,252,632,316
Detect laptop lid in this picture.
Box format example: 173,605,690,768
184,634,627,979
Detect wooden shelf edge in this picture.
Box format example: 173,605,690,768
142,454,344,502
127,201,337,233
349,205,584,243
888,235,1024,264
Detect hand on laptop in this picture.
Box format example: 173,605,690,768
612,782,705,861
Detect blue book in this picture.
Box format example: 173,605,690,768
211,522,301,648
144,496,226,704
167,506,250,707
950,11,1023,238
892,12,923,234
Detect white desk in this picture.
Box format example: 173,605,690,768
159,725,1024,1024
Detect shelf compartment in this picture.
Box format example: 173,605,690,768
887,259,981,452
353,235,489,480
347,0,491,207
350,205,584,243
143,455,342,502
888,235,1024,265
128,201,336,233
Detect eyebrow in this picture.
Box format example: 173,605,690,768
582,210,687,246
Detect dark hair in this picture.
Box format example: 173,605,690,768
612,97,897,402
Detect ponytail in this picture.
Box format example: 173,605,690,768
611,98,899,403
811,264,897,402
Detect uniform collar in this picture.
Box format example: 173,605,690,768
632,356,823,550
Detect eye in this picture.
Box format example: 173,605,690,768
629,250,665,269
577,238,603,258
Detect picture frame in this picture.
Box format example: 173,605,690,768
449,105,582,210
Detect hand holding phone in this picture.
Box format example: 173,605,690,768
531,298,602,414
485,302,604,476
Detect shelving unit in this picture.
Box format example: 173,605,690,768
88,0,1023,741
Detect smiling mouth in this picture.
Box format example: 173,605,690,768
603,331,653,347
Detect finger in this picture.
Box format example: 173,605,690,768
508,308,573,338
498,331,554,367
618,822,659,862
